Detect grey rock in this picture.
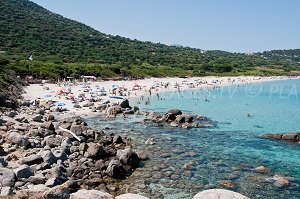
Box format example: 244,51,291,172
0,186,13,197
120,99,131,109
45,115,55,122
0,168,15,186
8,132,30,147
8,111,17,118
28,174,46,184
70,124,85,136
0,158,8,167
44,122,55,131
13,165,34,179
32,114,43,122
70,189,114,199
106,159,127,179
20,154,43,166
42,184,70,199
193,189,249,199
86,143,106,159
45,177,62,187
73,104,82,109
136,150,148,160
40,150,57,165
116,148,139,167
113,135,124,144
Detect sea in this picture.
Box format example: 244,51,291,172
87,79,300,199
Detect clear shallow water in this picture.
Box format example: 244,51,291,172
88,80,300,199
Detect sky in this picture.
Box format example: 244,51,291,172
31,0,300,53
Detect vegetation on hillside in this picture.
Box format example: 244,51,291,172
0,0,300,79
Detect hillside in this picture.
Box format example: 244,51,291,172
0,0,300,79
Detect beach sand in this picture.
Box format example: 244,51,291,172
22,76,298,117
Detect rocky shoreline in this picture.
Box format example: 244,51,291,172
0,88,255,199
261,132,300,145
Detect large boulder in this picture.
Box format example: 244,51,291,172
0,168,15,186
106,105,122,116
106,160,127,179
86,143,106,159
116,148,139,167
42,184,70,199
164,109,182,122
120,99,131,109
193,189,249,199
20,154,43,166
7,132,30,147
70,189,114,199
13,165,34,179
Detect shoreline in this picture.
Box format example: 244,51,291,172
22,76,299,118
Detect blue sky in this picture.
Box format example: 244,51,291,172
31,0,300,53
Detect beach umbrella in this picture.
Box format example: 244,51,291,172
54,102,65,107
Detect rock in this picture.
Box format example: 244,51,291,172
40,150,57,165
184,115,193,123
193,189,249,199
45,115,55,122
183,161,194,170
113,135,124,144
45,122,55,131
106,160,127,179
106,105,122,116
28,174,46,184
7,131,30,147
70,189,114,199
8,111,17,118
70,124,85,136
32,114,43,122
86,143,106,159
13,164,34,179
82,102,94,107
0,186,13,197
42,184,70,199
219,180,236,189
45,177,62,187
120,99,131,109
136,150,148,160
116,193,149,199
254,166,268,174
0,168,15,186
53,150,68,162
175,115,185,123
170,121,179,127
164,109,182,121
0,158,7,167
145,138,155,145
44,135,62,148
133,106,140,112
79,143,88,152
116,148,139,167
74,104,82,109
281,133,299,142
267,175,291,188
20,154,43,166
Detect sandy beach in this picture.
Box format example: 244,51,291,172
23,76,298,117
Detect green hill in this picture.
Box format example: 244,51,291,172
0,0,300,79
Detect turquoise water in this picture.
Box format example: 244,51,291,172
88,80,300,198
